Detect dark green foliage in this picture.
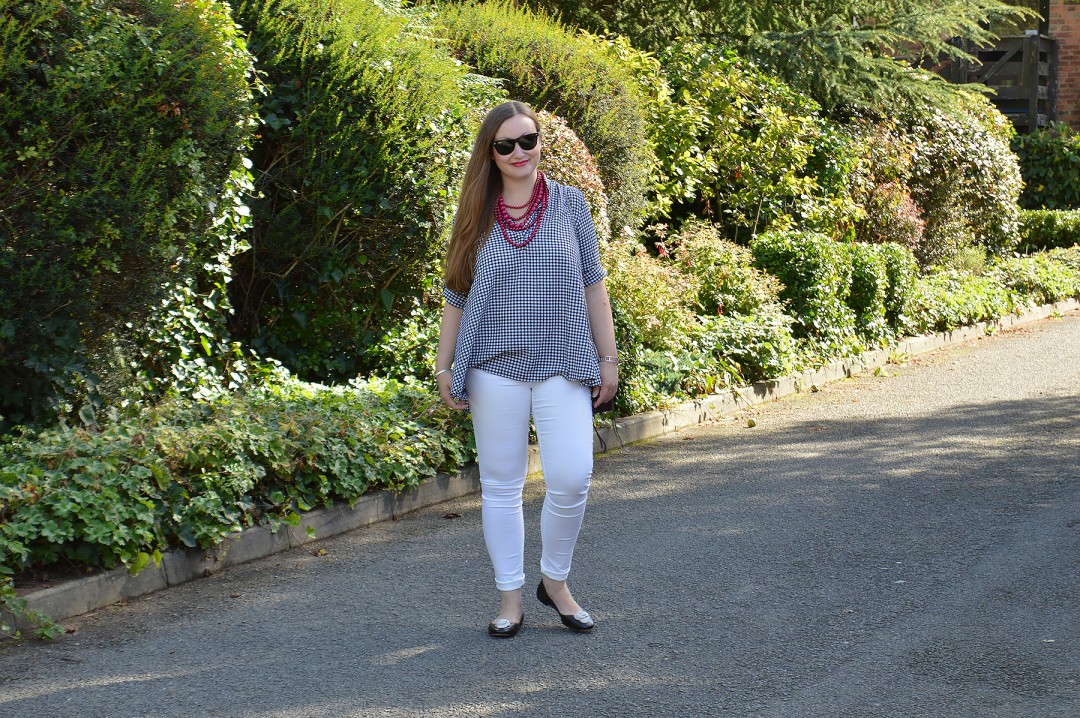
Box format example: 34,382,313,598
431,0,655,235
525,0,718,53
750,230,859,355
530,0,1033,115
1012,122,1080,210
1018,210,1080,253
229,0,490,381
0,0,255,429
704,0,1035,115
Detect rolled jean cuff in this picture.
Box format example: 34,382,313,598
495,576,525,592
540,566,570,582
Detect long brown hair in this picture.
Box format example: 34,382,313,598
444,101,540,293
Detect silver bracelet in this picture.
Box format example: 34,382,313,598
434,368,452,377
598,355,619,365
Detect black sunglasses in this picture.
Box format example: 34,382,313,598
492,132,540,156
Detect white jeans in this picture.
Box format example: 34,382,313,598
467,368,594,591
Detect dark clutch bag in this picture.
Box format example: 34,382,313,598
592,396,615,415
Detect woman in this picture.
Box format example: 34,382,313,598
435,101,618,638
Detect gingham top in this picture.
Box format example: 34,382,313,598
443,178,607,400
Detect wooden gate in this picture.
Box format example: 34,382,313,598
947,34,1057,133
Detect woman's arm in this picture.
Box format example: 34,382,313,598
436,303,468,410
584,279,618,408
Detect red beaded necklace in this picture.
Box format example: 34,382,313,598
495,173,547,249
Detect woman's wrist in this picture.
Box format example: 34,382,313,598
598,355,618,365
434,367,452,378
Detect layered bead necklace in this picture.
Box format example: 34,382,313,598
494,172,548,249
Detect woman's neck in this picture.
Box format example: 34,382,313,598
501,171,539,206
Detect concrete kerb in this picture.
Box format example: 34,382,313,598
9,298,1079,633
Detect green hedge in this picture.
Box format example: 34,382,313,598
1018,209,1080,252
846,242,890,345
0,0,256,429
230,0,496,381
432,0,654,235
750,230,858,355
1012,122,1080,210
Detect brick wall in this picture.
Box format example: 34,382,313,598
1051,0,1080,128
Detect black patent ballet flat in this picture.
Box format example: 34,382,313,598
536,580,595,631
487,613,524,638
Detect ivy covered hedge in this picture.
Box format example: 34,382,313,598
0,0,256,429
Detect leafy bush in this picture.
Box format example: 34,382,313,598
664,220,783,316
750,230,859,355
0,0,256,429
431,0,654,235
1017,209,1080,252
0,375,471,580
879,242,920,334
229,0,494,381
602,232,698,353
846,242,890,345
363,300,443,385
695,312,799,385
899,93,1022,266
647,39,849,237
1012,122,1080,210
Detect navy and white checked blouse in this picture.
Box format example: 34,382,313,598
443,178,607,400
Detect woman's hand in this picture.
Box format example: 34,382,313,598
438,371,469,411
592,360,618,408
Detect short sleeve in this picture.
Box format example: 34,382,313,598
443,284,468,309
570,188,607,287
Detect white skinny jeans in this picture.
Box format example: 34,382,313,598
466,368,594,591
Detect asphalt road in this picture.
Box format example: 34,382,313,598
1,311,1078,718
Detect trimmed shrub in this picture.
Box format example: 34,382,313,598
431,0,654,235
878,242,920,334
845,242,890,345
1012,122,1080,210
1018,209,1080,252
229,0,494,381
0,0,256,428
750,230,859,355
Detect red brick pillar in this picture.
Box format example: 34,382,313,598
1051,0,1080,128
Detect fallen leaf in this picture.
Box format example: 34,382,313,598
444,512,462,519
